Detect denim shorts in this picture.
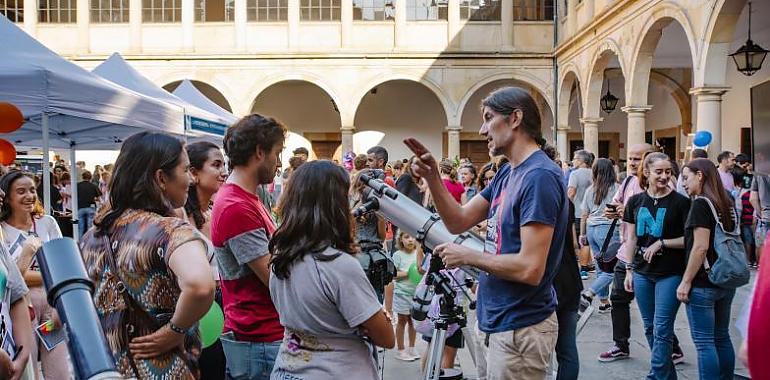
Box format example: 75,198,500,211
741,225,755,246
220,331,281,380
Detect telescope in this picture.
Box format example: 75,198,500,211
36,238,122,380
357,173,484,280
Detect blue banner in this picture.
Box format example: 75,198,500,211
188,116,227,136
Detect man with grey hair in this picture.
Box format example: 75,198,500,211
568,149,594,277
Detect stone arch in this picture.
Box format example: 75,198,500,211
456,71,555,126
697,0,748,87
150,72,238,115
249,73,348,126
584,39,627,119
353,79,450,160
457,78,555,147
162,80,234,113
558,68,582,129
352,74,453,128
627,5,697,105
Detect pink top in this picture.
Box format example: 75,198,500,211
612,176,644,263
443,179,465,204
719,168,735,193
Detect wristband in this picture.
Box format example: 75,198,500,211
168,321,189,335
660,239,666,249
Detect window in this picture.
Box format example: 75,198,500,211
247,0,287,21
460,0,499,21
353,0,392,21
39,0,76,22
300,0,340,21
90,0,129,23
406,0,446,21
513,0,553,21
142,0,181,22
195,0,235,21
1,0,23,22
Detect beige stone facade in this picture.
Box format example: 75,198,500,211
6,0,766,162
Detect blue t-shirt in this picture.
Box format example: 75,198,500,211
478,150,569,333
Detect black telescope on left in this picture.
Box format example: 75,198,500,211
36,238,122,380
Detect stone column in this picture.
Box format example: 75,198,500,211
128,0,141,52
621,105,652,153
288,0,300,48
500,0,513,51
447,0,459,49
394,0,406,48
77,0,90,52
341,126,355,156
579,117,602,156
446,126,461,160
23,0,37,36
182,0,194,51
341,0,352,48
235,0,247,51
556,124,570,162
690,87,729,154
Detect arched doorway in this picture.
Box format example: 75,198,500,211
163,80,233,113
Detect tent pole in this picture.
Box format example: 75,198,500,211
70,146,79,242
42,113,52,216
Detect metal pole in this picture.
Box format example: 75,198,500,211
69,146,79,242
42,113,52,216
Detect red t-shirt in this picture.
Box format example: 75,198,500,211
211,183,283,342
443,179,465,203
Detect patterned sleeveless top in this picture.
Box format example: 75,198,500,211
79,209,204,379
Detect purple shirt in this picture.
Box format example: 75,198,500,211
719,168,735,193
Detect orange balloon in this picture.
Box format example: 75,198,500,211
0,102,24,134
0,139,16,165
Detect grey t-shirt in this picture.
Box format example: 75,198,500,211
270,247,383,380
581,183,619,226
568,168,592,218
752,175,770,221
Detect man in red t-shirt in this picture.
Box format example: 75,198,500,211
212,114,286,379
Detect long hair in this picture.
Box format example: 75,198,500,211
685,158,736,231
481,87,545,147
592,158,617,205
184,141,220,230
405,156,421,184
638,152,669,190
94,132,185,235
477,162,496,191
439,159,457,183
270,160,355,280
0,171,42,221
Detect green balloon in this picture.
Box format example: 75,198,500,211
408,263,423,284
199,303,224,348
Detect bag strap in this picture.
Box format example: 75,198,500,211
599,219,619,256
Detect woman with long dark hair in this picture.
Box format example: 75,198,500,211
579,158,620,313
269,160,394,379
79,132,215,379
459,164,478,205
623,152,691,379
677,158,738,379
180,141,227,380
0,170,69,379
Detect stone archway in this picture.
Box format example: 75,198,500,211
163,80,233,113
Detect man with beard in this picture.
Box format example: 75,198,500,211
212,114,286,379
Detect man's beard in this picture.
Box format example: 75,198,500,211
257,164,274,185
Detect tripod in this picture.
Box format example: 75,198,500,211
419,259,476,380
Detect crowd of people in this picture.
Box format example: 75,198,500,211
0,86,765,380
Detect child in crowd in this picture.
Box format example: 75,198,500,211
392,231,422,361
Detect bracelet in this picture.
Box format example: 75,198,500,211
168,321,188,335
660,239,666,249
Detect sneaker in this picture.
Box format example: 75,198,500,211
407,347,421,361
598,303,612,314
598,346,630,362
672,347,685,365
579,291,593,313
586,265,596,273
580,270,589,280
395,350,416,361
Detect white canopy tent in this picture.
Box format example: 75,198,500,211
93,54,230,142
172,80,238,125
0,17,186,239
